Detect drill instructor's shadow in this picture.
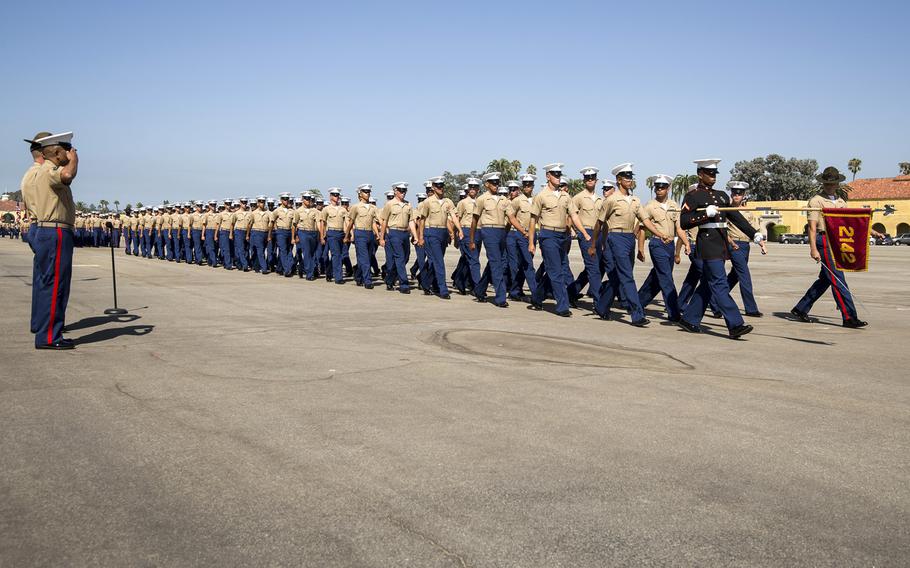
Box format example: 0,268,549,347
67,314,154,345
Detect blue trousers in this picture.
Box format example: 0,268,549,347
385,230,411,290
32,227,73,347
453,229,482,292
218,230,233,268
233,230,249,270
353,229,375,285
475,228,507,304
267,235,278,272
131,231,140,255
250,230,269,273
153,230,163,258
316,237,327,274
682,258,745,329
191,229,203,263
273,229,292,275
326,229,345,283
506,231,537,298
422,228,450,295
532,229,569,312
142,229,151,257
725,241,759,314
595,232,644,321
381,238,393,279
182,229,192,263
204,229,217,265
637,238,681,320
795,234,858,321
677,250,703,308
297,230,318,278
569,233,603,301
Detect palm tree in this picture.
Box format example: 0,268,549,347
75,200,87,212
486,158,522,182
135,201,144,209
645,176,655,198
99,199,109,212
847,158,862,181
671,174,698,203
900,162,910,176
114,199,121,212
526,164,537,175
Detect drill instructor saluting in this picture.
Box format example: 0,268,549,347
22,131,79,349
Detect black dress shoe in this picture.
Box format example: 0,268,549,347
745,311,763,318
790,308,811,322
326,275,332,282
36,340,75,350
475,297,487,303
386,284,394,291
527,302,543,311
709,311,723,319
400,288,411,294
729,324,754,339
306,276,315,281
843,319,868,328
631,318,650,327
556,310,572,317
595,311,610,321
569,299,579,309
364,283,374,289
677,319,700,333
668,315,681,323
243,268,251,272
492,301,509,308
356,282,363,287
456,289,467,295
335,280,345,285
424,290,433,296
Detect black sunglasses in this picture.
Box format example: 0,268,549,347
522,181,534,186
488,180,500,186
58,142,73,151
618,173,635,180
468,184,479,188
699,168,719,175
654,183,669,189
433,182,444,188
583,174,597,180
548,171,562,178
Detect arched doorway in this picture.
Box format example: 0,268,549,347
896,222,910,235
1,213,14,223
764,222,776,240
872,222,886,235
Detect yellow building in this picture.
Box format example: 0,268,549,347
748,175,910,238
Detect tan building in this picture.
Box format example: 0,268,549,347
748,175,910,238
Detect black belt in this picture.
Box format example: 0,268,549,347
388,227,409,232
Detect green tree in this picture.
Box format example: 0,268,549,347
162,199,170,206
99,199,110,212
114,200,121,212
136,201,144,209
900,162,910,176
671,174,698,203
526,164,537,176
565,178,584,196
307,188,323,199
729,154,819,201
847,158,862,181
486,158,522,182
75,201,87,212
6,190,23,202
124,203,133,212
442,170,481,201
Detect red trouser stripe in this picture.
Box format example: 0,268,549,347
47,228,63,344
822,234,851,321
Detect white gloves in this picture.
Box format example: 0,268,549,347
753,233,765,244
705,205,718,217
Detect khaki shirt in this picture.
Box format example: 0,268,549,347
642,199,680,237
531,188,577,230
272,205,295,230
172,212,183,229
154,215,164,230
233,210,252,230
473,192,510,228
599,193,644,232
180,213,191,231
455,197,476,227
202,210,217,230
509,195,534,232
29,161,76,225
19,161,41,222
219,211,237,231
417,194,455,227
74,217,85,229
191,211,205,230
572,191,603,228
250,208,272,231
347,202,376,231
726,207,760,241
320,204,346,230
111,216,123,229
380,200,413,229
807,194,847,232
296,206,319,231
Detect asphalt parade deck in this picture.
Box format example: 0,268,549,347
1,238,909,566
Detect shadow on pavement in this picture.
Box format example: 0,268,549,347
65,314,141,332
74,325,154,345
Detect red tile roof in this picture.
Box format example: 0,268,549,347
0,200,23,212
848,176,910,200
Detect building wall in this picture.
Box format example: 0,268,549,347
747,199,910,236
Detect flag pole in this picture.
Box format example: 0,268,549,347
104,220,128,315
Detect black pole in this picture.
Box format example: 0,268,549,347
104,222,127,315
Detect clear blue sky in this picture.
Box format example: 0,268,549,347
1,0,907,206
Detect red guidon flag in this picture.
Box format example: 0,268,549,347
822,208,873,271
